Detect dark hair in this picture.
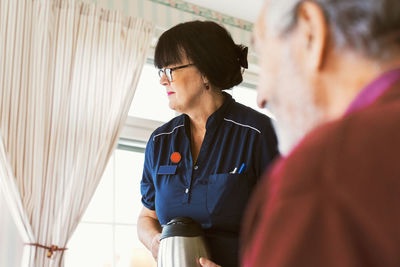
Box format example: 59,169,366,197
154,20,248,90
281,0,400,60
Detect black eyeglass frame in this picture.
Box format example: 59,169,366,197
158,64,194,82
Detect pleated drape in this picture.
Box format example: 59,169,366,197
0,0,153,266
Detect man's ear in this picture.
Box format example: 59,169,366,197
296,1,329,71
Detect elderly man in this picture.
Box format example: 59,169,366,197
201,0,400,266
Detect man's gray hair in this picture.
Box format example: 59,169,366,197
267,0,400,60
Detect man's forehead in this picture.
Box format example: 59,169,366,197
254,3,267,43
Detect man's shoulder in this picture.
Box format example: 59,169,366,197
290,98,400,161
275,101,400,194
273,121,337,192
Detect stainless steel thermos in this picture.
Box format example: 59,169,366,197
157,217,210,267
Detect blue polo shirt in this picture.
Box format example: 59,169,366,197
140,92,278,267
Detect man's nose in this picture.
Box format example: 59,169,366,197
257,91,268,109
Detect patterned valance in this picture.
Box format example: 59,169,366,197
148,0,253,31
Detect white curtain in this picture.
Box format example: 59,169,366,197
0,0,153,266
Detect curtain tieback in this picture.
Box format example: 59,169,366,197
25,243,68,258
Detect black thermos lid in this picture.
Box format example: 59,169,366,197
160,217,204,240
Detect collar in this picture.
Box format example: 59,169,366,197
182,91,235,130
205,92,235,130
345,68,400,115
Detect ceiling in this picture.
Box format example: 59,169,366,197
183,0,264,23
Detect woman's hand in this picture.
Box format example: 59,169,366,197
150,233,161,260
199,257,222,267
137,207,162,261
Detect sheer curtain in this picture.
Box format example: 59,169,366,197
0,0,153,266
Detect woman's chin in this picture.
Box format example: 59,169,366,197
168,103,177,111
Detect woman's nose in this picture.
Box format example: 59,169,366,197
159,74,170,86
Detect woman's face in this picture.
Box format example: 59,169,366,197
159,56,207,114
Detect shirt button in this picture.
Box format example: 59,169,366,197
185,188,189,194
194,165,198,170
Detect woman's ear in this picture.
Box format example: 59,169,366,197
201,75,209,84
202,75,210,90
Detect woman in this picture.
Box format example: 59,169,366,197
137,20,279,267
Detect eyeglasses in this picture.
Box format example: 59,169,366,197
158,64,194,82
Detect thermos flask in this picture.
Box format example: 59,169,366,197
157,217,210,267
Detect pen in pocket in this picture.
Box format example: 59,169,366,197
230,167,237,174
238,163,246,174
230,163,246,174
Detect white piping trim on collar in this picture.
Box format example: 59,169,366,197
152,124,184,141
223,118,261,133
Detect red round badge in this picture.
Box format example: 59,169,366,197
170,152,181,163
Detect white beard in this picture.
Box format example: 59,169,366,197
268,46,325,156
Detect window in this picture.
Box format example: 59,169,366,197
65,144,156,267
129,63,176,123
230,85,275,120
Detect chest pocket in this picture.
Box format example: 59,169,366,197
206,173,250,219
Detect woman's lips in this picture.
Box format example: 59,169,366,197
167,92,175,96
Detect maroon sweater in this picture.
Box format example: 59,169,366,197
241,77,400,267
